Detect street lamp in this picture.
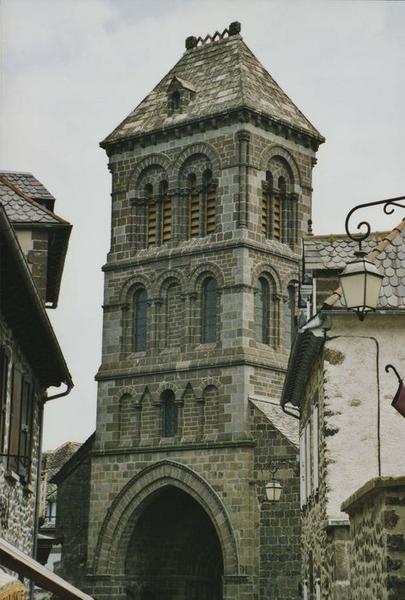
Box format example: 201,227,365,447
339,251,384,321
339,195,405,321
265,458,298,503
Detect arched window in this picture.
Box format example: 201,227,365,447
162,390,177,437
159,180,171,243
285,284,296,349
203,169,216,235
202,278,217,343
133,288,148,352
255,277,270,344
145,184,156,247
188,173,199,238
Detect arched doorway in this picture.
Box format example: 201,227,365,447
125,486,223,600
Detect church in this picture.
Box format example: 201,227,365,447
54,22,324,600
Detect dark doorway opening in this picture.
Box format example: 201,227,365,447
125,486,224,600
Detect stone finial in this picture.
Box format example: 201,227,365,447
185,36,198,50
229,22,241,36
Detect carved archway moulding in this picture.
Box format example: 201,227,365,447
92,459,240,577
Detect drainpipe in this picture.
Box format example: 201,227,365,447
30,380,73,600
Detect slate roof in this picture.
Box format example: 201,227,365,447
250,396,299,446
0,171,55,202
304,229,405,309
0,174,66,225
102,28,323,145
42,442,81,505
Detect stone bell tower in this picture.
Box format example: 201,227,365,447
58,22,323,600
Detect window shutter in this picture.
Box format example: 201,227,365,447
261,189,268,235
305,420,312,499
312,403,319,491
0,348,9,452
162,196,172,242
272,195,282,240
206,186,216,234
147,203,157,246
8,368,22,472
18,378,33,480
190,190,200,237
300,429,306,508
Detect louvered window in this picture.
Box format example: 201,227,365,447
162,390,177,437
133,288,148,352
160,181,172,243
203,170,216,235
255,277,270,344
262,172,273,236
188,174,200,238
145,184,156,247
273,195,282,241
202,278,217,343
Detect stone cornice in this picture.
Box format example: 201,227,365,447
95,357,287,381
103,238,300,272
100,106,324,156
91,438,256,458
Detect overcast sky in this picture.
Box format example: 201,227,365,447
0,0,404,450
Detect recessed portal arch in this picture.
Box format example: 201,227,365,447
93,460,240,585
125,485,223,599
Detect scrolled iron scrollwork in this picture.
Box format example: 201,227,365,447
344,195,405,246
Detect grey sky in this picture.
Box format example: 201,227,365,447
0,0,404,450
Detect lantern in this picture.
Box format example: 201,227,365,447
339,251,384,321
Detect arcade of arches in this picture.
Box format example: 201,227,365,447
125,486,224,600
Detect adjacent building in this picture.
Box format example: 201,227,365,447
282,227,405,599
56,22,323,600
0,173,92,599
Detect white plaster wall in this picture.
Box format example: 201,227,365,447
324,313,405,519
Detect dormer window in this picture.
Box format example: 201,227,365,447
172,91,181,111
167,76,196,114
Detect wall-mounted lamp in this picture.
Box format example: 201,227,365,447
265,458,298,503
385,364,405,418
339,195,405,321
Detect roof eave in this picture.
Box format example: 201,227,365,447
280,312,329,408
0,206,72,389
100,105,325,152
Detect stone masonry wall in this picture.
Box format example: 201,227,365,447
251,403,300,600
56,443,92,586
342,477,405,600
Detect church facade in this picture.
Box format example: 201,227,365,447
56,23,323,600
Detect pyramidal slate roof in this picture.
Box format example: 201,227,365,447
102,23,323,146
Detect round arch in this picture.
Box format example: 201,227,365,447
126,153,171,191
259,144,302,187
170,142,221,181
188,262,225,294
92,460,240,577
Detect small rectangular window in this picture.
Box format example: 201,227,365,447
190,192,200,237
162,197,172,242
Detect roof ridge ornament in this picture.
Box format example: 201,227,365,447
185,21,241,50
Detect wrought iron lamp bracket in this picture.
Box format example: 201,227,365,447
345,195,405,248
385,364,403,385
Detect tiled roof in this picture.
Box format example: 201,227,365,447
250,396,299,447
0,171,55,201
42,442,81,502
304,229,405,309
103,30,323,145
0,181,60,224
